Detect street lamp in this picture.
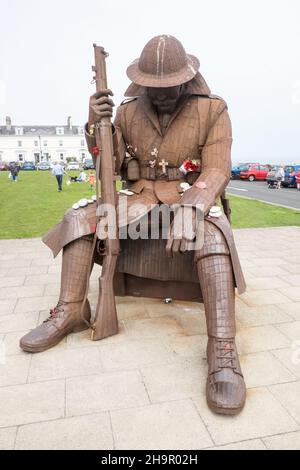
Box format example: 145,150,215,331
38,135,43,162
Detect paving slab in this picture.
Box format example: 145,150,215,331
15,413,113,450
111,400,213,450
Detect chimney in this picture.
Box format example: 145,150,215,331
67,116,72,131
5,116,11,131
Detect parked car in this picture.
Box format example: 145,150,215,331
67,162,80,170
37,162,51,170
240,164,270,181
0,161,8,171
231,162,263,179
282,165,300,188
231,164,244,179
231,163,249,179
21,162,36,171
83,158,95,170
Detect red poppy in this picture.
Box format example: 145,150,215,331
184,160,199,172
92,146,100,156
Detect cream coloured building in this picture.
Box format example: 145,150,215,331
0,116,88,164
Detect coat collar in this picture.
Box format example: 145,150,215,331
124,72,211,137
139,95,162,135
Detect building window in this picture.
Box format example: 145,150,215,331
81,153,86,159
18,140,22,147
56,127,64,135
34,140,38,147
60,153,64,160
78,127,84,134
15,127,23,135
80,139,85,147
59,140,63,146
43,140,47,147
18,154,24,162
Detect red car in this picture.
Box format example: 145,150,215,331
240,164,270,182
0,161,8,171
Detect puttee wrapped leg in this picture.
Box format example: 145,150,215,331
20,236,93,353
196,221,246,415
59,235,94,303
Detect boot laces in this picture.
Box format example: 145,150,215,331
44,301,66,323
216,339,236,369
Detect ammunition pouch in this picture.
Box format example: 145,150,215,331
123,158,201,184
125,158,140,181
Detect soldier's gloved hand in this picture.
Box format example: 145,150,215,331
166,206,203,256
88,89,115,126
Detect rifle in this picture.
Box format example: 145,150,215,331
220,190,231,224
91,44,120,340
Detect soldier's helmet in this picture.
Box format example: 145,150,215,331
126,35,200,88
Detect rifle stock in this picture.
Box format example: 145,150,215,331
91,44,120,340
221,191,231,224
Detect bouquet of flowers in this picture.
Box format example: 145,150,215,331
179,158,201,175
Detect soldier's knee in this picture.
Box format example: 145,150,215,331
64,202,97,224
195,220,229,260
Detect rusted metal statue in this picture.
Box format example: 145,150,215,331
20,35,247,415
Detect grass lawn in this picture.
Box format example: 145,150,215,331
0,171,300,239
0,171,97,239
228,194,300,228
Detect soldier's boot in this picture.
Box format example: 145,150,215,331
20,236,94,353
196,223,246,415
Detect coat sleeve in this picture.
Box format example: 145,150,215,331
84,106,126,173
181,98,232,214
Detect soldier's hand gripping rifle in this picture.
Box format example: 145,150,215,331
91,44,120,340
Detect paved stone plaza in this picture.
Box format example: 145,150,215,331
0,227,300,450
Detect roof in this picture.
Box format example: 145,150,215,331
0,125,83,136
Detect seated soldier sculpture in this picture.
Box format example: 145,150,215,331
20,35,247,415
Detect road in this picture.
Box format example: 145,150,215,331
226,179,300,210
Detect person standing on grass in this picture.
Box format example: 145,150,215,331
52,161,65,192
88,171,95,190
296,168,300,190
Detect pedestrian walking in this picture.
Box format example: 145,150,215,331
9,163,20,182
275,166,285,189
52,161,65,191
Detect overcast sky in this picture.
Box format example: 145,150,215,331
1,0,300,164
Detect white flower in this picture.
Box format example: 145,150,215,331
180,182,191,192
209,206,222,218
